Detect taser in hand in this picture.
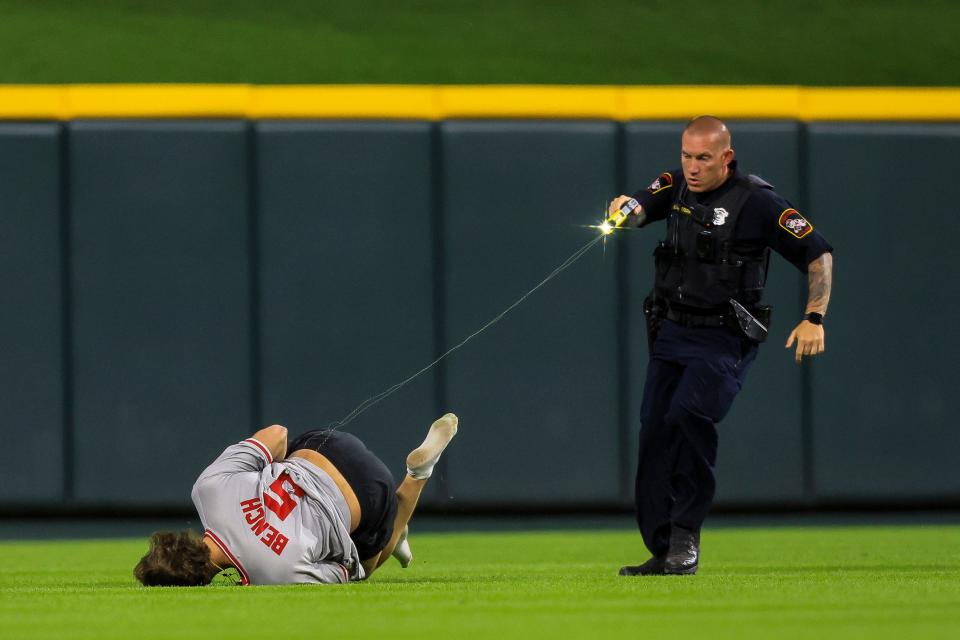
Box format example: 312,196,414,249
600,198,640,235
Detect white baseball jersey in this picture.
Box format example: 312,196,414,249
191,438,365,585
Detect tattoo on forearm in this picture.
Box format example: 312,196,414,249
805,252,833,315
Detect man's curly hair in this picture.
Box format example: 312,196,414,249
134,530,218,587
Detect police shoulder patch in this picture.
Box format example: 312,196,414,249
646,171,673,194
778,208,813,238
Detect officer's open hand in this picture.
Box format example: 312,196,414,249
785,321,825,363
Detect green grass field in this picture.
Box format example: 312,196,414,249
0,0,958,85
2,525,958,639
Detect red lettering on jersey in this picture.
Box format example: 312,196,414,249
240,498,261,512
262,472,304,521
255,525,289,556
238,488,298,557
261,525,280,546
251,517,269,536
270,534,289,555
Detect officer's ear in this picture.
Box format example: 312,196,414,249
722,146,735,168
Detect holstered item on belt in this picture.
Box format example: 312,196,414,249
643,292,667,350
728,299,771,343
752,304,772,330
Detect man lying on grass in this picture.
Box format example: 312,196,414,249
134,414,459,586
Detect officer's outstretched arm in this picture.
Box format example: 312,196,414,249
785,252,833,363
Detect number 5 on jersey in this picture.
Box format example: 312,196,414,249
262,472,304,521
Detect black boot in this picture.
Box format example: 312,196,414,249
618,555,666,576
664,526,700,575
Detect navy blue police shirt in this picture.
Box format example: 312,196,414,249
631,162,833,273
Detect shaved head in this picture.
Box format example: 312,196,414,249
684,116,731,148
680,116,735,192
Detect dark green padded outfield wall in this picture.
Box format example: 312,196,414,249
256,121,441,503
807,124,960,503
0,119,956,511
441,121,621,505
69,121,253,505
0,124,64,505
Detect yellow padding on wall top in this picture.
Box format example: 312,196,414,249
0,85,957,121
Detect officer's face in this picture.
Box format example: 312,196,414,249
681,131,734,192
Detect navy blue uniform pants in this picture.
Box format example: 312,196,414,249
636,320,758,556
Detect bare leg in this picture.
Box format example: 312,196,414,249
374,476,426,569
362,414,457,577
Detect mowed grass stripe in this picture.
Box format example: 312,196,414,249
0,0,958,85
1,526,958,639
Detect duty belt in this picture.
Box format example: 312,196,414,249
665,307,728,328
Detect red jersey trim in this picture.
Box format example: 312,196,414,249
338,563,348,582
242,438,273,464
205,529,251,586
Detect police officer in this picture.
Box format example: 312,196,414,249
611,116,833,576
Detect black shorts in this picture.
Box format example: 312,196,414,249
287,429,398,561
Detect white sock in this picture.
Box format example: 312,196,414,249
406,413,458,480
391,525,412,568
392,539,412,568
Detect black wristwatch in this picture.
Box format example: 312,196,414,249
804,312,823,325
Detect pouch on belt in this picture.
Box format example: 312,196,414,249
728,299,771,343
